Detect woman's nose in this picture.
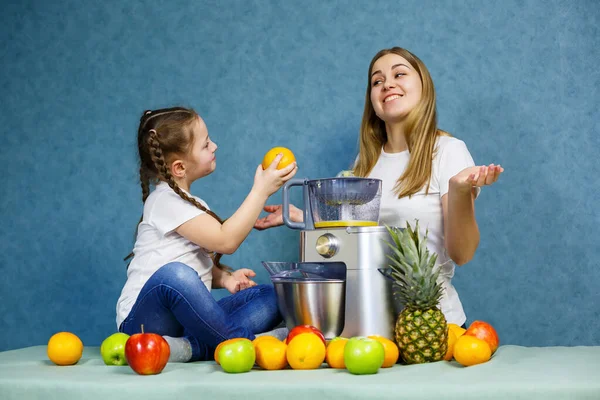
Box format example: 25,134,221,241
383,79,396,90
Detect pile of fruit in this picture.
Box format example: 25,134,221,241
215,324,399,375
46,321,498,375
45,324,398,375
445,321,499,366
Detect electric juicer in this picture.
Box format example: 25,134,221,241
280,177,399,340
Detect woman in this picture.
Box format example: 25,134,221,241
255,47,503,327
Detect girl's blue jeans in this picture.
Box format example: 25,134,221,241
119,262,282,361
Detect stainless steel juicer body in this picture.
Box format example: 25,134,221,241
280,177,398,340
300,226,398,339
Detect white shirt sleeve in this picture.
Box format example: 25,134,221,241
437,139,479,198
148,190,207,236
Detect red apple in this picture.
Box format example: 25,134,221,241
286,325,326,346
464,321,499,354
125,326,170,375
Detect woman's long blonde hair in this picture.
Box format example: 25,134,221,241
353,47,449,198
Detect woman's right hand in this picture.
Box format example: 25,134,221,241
252,153,298,198
254,204,304,230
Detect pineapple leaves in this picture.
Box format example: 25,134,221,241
383,221,444,308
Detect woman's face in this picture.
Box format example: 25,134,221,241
369,53,422,123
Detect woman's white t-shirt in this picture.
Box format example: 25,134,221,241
116,182,213,328
366,136,478,326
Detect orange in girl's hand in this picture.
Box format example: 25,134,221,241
262,147,296,170
214,338,248,365
367,335,399,367
286,333,326,370
325,337,348,369
254,338,288,370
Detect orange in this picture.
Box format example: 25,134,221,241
286,332,326,370
262,147,296,170
254,338,288,370
443,329,458,361
448,323,466,338
214,338,248,365
325,338,348,369
47,332,83,366
453,335,492,367
367,335,399,367
252,335,281,347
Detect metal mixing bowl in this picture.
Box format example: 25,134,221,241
262,261,346,339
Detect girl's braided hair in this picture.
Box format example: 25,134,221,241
125,107,229,270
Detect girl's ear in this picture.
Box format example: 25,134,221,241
170,159,186,179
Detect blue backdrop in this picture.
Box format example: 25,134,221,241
1,0,598,351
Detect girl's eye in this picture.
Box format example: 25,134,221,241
372,79,382,87
395,73,406,78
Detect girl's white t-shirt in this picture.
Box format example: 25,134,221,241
116,182,213,328
366,136,478,326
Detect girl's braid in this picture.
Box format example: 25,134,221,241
123,167,150,262
140,166,151,203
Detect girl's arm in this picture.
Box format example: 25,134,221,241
177,157,297,254
443,164,503,265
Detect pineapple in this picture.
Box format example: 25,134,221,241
384,221,448,364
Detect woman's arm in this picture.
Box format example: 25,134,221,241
442,186,479,265
443,164,503,265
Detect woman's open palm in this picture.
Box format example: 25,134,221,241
450,164,504,194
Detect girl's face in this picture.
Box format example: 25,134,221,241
369,53,422,123
184,116,218,181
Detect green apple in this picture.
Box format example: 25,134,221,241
218,339,255,373
100,332,130,366
344,336,385,375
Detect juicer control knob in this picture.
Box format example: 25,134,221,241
315,233,339,258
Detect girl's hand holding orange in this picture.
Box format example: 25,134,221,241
262,147,296,170
253,153,298,198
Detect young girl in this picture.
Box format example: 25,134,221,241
255,47,504,328
117,107,297,362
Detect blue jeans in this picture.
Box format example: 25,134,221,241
119,262,282,361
